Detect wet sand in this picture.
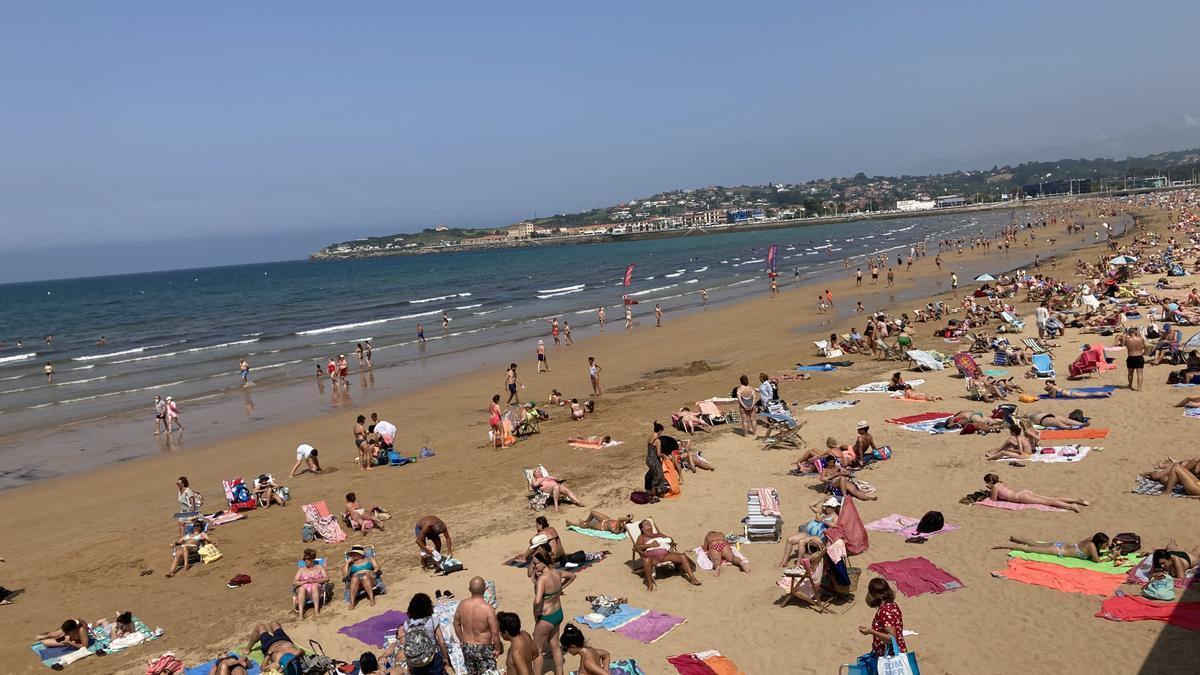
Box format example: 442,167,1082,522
3,201,1187,674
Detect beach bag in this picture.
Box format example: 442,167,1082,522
876,637,920,675
1112,532,1141,555
1143,576,1177,601
1067,409,1087,424
301,524,315,542
870,446,891,462
146,653,184,675
403,620,438,668
915,511,944,534
199,543,223,564
439,557,464,575
1018,394,1039,403
286,653,336,675
991,404,1017,419
629,490,655,505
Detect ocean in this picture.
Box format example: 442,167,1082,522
0,209,1024,473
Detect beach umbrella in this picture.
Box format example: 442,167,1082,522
974,274,996,282
1108,255,1138,266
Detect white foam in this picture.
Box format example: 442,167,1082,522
664,271,684,278
0,352,37,365
537,287,586,299
254,359,304,371
409,293,464,304
297,312,437,336
628,284,678,297
691,266,708,272
68,364,95,371
455,303,482,310
537,284,585,294
55,376,108,386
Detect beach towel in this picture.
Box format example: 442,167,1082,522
755,488,780,516
568,438,623,449
432,600,467,674
804,399,859,411
1095,596,1200,632
864,513,959,539
505,551,608,573
568,525,628,540
983,369,1008,377
974,497,1066,512
901,418,953,434
202,511,247,527
1185,407,1200,419
997,445,1092,463
1132,475,1189,497
301,502,347,543
575,604,648,630
613,610,686,643
661,459,681,499
886,411,953,425
691,545,751,571
846,379,923,393
1008,550,1142,573
823,495,869,555
796,364,836,372
609,659,648,675
1038,428,1109,440
31,616,160,669
994,558,1126,596
1038,386,1116,399
668,652,745,675
907,350,945,371
867,556,964,597
337,609,408,648
184,653,262,675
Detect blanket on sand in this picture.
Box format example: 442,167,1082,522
973,498,1066,512
337,609,408,648
804,399,859,411
1095,596,1200,632
993,558,1126,596
1009,550,1142,573
1038,428,1109,440
864,513,960,539
867,557,964,597
668,651,746,675
845,379,923,394
996,445,1092,463
567,525,628,540
691,545,751,571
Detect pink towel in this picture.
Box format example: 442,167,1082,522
974,498,1066,512
614,610,686,643
1096,596,1200,632
885,411,953,425
667,654,717,675
865,513,960,538
755,488,780,516
867,556,965,597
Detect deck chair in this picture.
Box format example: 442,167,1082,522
992,348,1010,366
1068,350,1100,378
999,312,1025,333
514,407,541,437
525,466,576,510
1031,352,1055,379
779,548,833,613
876,342,905,361
966,332,990,353
223,477,257,513
292,557,334,611
952,351,985,379
695,399,727,425
301,501,347,543
743,488,782,542
625,518,681,581
815,340,844,359
906,349,944,372
1022,338,1048,354
342,545,386,604
761,415,806,451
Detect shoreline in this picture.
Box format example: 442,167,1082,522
0,199,1172,674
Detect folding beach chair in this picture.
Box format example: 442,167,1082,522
525,466,576,510
625,518,683,581
760,414,806,451
952,351,985,379
876,342,905,361
302,501,347,543
999,311,1026,333
992,348,1010,366
743,488,782,542
291,557,334,612
1022,338,1047,354
342,545,386,604
779,550,833,613
1068,350,1100,379
815,340,844,359
906,349,944,372
1031,352,1055,379
514,406,541,437
966,332,990,353
223,477,257,513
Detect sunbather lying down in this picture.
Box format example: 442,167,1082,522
1153,541,1200,578
1024,412,1085,429
944,411,1005,433
208,652,253,675
1044,380,1112,398
893,385,942,401
983,473,1090,512
567,435,613,448
1141,458,1200,497
702,530,749,576
819,464,877,502
1175,394,1200,409
794,437,858,471
568,510,633,534
993,532,1117,564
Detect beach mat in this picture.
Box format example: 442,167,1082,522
31,616,159,669
845,379,923,394
1008,550,1142,573
568,439,623,449
1185,407,1200,419
1096,596,1200,631
504,551,608,573
867,556,964,597
864,513,959,539
1038,385,1117,399
202,511,247,527
185,653,261,675
998,445,1092,464
613,610,686,643
973,498,1066,512
994,558,1125,596
796,364,837,372
668,652,745,675
804,399,859,411
1132,475,1190,497
575,604,649,631
1038,428,1109,440
567,525,627,540
337,609,407,648
886,411,953,425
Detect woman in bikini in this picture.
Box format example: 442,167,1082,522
293,548,328,619
1140,459,1200,497
634,520,701,591
1043,380,1112,398
531,467,585,512
531,549,575,675
898,385,943,401
794,437,858,472
1024,411,1086,429
702,530,749,576
658,433,714,474
676,407,710,433
945,410,1006,432
993,533,1114,562
344,546,380,610
353,415,371,470
985,424,1035,461
983,473,1090,512
166,520,210,577
735,374,758,437
568,510,632,535
1152,543,1200,578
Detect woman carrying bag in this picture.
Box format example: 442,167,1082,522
851,578,920,674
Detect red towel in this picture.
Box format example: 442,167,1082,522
885,411,953,425
1039,428,1109,440
1095,596,1200,631
868,556,964,597
824,495,869,556
995,558,1125,596
667,654,717,675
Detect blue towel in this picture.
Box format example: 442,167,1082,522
575,604,647,630
1038,385,1117,399
185,653,261,675
796,364,836,372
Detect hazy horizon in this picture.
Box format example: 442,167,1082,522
3,1,1199,282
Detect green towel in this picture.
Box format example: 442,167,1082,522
1008,550,1142,573
568,525,627,540
984,369,1008,376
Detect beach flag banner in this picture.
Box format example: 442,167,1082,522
767,244,778,272
623,264,635,287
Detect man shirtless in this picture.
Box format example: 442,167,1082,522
497,612,536,675
246,622,304,672
453,577,502,675
415,515,452,568
1120,327,1146,391
852,421,878,464
505,364,522,404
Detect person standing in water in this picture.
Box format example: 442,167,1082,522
44,362,54,383
700,288,708,308
417,323,426,343
624,303,633,330
550,317,560,345
239,358,252,386
363,341,372,368
597,306,605,330
442,311,451,330
655,304,663,327
166,396,183,433
153,394,167,435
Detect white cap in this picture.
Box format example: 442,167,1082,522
823,497,841,508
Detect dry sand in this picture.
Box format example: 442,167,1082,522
1,202,1191,674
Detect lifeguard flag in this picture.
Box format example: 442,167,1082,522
623,264,636,287
767,244,778,272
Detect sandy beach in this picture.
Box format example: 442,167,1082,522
3,198,1194,674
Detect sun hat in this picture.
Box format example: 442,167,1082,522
823,497,841,508
346,545,366,558
856,420,869,429
165,396,172,401
529,534,550,548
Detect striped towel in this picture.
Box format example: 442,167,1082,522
1133,475,1188,497
755,488,780,516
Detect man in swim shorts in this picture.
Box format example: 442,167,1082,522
536,341,548,373
416,515,453,568
453,577,502,674
506,364,521,404
1122,327,1146,391
246,622,303,672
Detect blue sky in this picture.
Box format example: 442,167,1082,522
2,1,1199,281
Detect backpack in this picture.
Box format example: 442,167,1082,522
1113,532,1141,555
285,654,337,675
403,620,437,668
916,511,944,534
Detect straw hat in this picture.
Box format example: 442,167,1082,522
345,545,367,558
529,533,550,548
856,420,869,430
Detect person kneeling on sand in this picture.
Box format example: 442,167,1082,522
984,473,1090,512
345,492,386,534
560,623,611,675
633,520,701,591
